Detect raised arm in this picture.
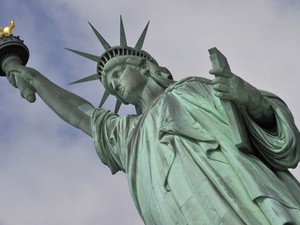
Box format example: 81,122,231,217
3,58,95,137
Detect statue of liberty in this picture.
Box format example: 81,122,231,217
1,17,300,225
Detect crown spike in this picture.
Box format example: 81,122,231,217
88,22,111,50
69,74,99,85
99,90,110,107
65,48,99,62
114,100,122,113
120,16,127,46
135,21,150,50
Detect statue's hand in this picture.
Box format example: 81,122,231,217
6,65,36,103
209,68,262,107
209,68,275,129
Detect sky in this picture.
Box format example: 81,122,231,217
0,0,300,224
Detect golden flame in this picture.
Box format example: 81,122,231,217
0,20,15,38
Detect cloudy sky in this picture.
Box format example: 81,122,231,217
0,0,300,224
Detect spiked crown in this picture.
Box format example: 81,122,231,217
66,16,157,113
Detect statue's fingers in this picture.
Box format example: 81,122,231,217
211,77,228,85
15,76,36,103
214,91,234,101
213,83,231,93
209,68,223,75
21,87,36,103
209,68,234,78
7,72,17,88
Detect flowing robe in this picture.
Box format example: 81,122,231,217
92,77,300,225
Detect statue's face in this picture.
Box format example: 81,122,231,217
104,64,148,104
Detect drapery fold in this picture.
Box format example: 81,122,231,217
91,77,300,225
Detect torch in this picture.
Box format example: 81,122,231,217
0,20,36,102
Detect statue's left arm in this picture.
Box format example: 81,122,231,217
210,68,300,170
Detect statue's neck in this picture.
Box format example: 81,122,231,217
136,78,165,113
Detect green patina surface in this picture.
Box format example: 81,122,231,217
1,18,300,225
